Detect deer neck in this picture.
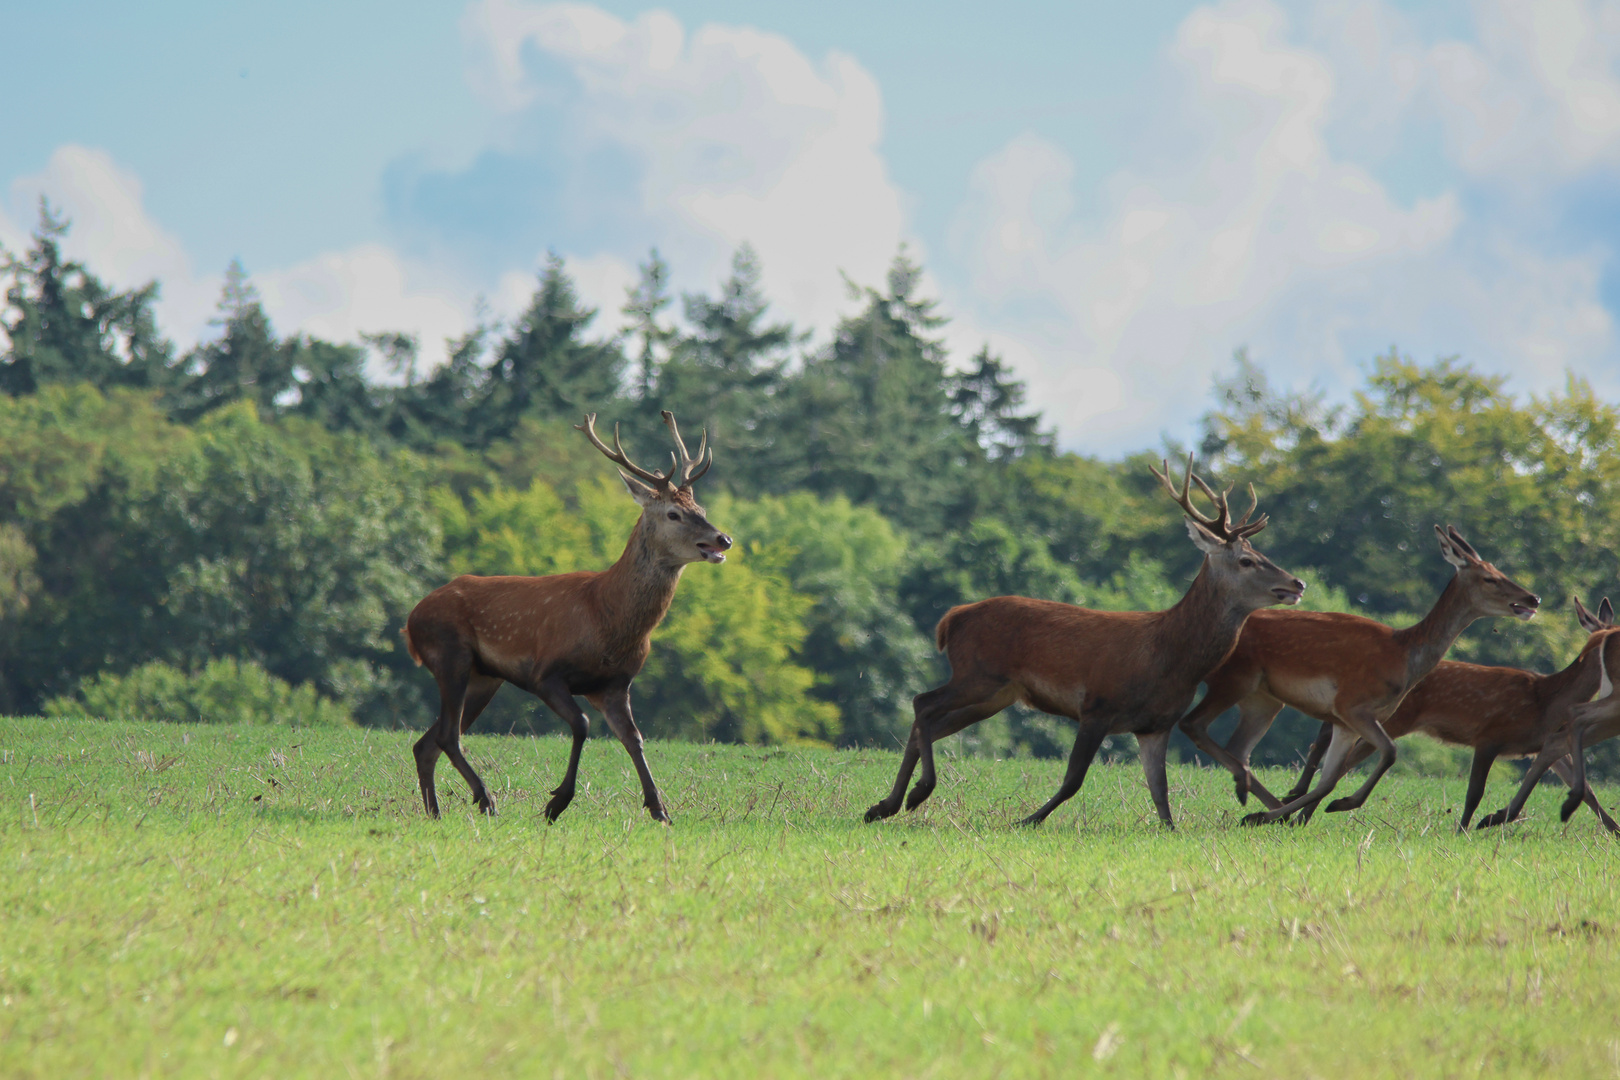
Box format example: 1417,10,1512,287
594,516,684,647
1391,575,1480,685
1155,562,1257,681
1539,639,1607,708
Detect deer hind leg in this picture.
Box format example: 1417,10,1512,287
532,677,591,824
441,673,503,816
1293,736,1375,826
414,660,498,818
1179,674,1284,811
1019,716,1110,826
907,681,1021,813
595,686,669,824
1220,694,1289,809
866,684,953,822
1242,723,1365,825
1476,738,1568,830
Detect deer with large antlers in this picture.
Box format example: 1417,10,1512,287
1280,598,1617,831
403,411,731,823
864,457,1305,829
1178,525,1540,826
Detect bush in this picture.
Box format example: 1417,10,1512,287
44,658,352,727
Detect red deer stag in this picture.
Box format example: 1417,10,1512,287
864,456,1305,829
1282,598,1617,831
1178,526,1540,826
403,411,731,823
1476,599,1620,830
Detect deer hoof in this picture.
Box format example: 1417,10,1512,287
1233,776,1248,805
543,789,573,822
1324,797,1356,814
863,803,897,823
1560,790,1584,822
904,784,934,812
1239,811,1269,827
1474,810,1508,830
1016,813,1046,827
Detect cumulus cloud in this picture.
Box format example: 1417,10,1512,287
1,146,480,378
1428,0,1620,179
945,0,1618,450
453,0,907,336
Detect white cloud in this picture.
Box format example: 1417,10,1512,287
1,145,480,379
5,146,218,347
948,0,1474,448
460,0,907,338
1429,0,1620,179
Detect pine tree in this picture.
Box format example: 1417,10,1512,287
949,346,1054,461
655,244,797,477
167,262,296,421
622,250,674,400
0,202,173,395
482,255,625,443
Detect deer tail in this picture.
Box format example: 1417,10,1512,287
402,625,424,667
935,605,967,652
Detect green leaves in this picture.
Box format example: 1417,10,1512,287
46,657,352,727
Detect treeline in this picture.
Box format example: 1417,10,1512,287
6,206,1620,772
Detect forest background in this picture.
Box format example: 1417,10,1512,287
6,207,1620,775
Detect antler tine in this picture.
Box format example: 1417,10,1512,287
660,410,710,487
1150,453,1223,530
687,445,713,485
576,413,671,487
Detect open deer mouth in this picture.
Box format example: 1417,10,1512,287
1511,603,1538,621
696,543,727,564
1273,587,1304,606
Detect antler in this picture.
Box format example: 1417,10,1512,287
577,412,713,490
576,414,673,488
1149,453,1268,540
661,410,711,487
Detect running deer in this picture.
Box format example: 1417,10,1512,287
1282,598,1617,831
403,411,732,823
1178,526,1540,826
1476,599,1620,830
863,456,1305,829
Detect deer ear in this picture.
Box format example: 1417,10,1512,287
1185,516,1225,555
1435,524,1471,569
619,470,660,506
1576,596,1604,633
1603,598,1615,627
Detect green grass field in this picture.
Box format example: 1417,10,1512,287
3,717,1619,1079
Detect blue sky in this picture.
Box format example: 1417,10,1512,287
3,0,1617,451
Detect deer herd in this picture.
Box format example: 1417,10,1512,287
404,410,1620,835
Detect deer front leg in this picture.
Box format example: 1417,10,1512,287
1020,717,1110,826
1549,756,1618,832
534,678,590,823
1137,730,1175,829
1322,710,1398,814
1288,722,1335,802
598,684,670,824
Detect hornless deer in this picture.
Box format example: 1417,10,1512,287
1475,599,1620,830
403,411,732,823
1281,598,1618,831
863,457,1305,829
1178,526,1540,826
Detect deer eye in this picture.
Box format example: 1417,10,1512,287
1239,557,1255,568
667,511,681,522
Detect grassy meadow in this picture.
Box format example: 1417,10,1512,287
2,716,1619,1079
